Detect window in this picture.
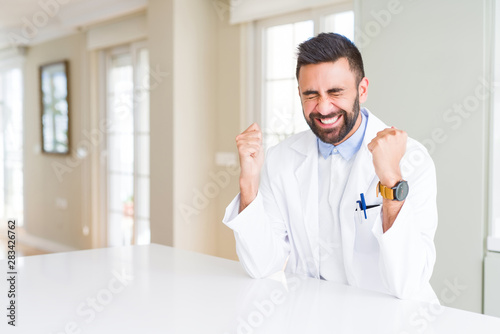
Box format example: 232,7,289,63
255,6,354,149
103,42,150,247
0,67,23,227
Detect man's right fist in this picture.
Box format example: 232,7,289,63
236,123,264,212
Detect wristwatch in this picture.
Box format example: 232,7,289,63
377,180,409,201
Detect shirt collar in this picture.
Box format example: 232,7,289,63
317,108,368,161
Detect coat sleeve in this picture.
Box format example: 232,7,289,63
222,148,290,278
371,143,438,300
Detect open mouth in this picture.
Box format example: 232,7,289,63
316,114,342,128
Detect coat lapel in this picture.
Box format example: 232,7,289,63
290,131,320,277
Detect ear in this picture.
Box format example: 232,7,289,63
358,77,369,104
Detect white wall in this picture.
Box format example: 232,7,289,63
356,0,490,313
172,0,219,255
214,12,242,260
24,33,90,251
148,0,175,247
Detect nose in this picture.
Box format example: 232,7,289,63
316,96,335,115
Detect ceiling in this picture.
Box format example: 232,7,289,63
0,0,147,50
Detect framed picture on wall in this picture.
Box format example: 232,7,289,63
39,60,70,154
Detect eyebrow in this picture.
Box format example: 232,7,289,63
301,90,319,96
327,88,345,94
301,87,345,96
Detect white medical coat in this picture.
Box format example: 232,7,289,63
223,108,438,302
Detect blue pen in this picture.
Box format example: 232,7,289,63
359,193,367,219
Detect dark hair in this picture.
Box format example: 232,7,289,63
296,33,365,84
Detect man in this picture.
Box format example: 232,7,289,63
223,33,438,302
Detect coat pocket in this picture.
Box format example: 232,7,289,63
353,205,381,253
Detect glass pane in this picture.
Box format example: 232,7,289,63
323,11,355,42
2,167,23,220
4,69,23,153
108,133,134,174
266,20,314,80
264,79,295,136
292,20,314,79
107,50,135,251
108,52,135,247
266,24,294,79
136,48,150,133
106,45,150,247
136,88,150,133
41,63,69,153
1,68,24,226
110,54,133,91
262,20,314,150
293,20,315,54
137,134,149,176
135,218,150,245
108,173,134,212
108,54,133,134
263,133,285,152
293,89,309,133
108,212,133,247
108,93,133,134
136,176,149,219
137,48,150,89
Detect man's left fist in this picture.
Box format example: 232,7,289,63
367,127,407,187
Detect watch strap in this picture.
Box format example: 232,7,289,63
377,181,394,200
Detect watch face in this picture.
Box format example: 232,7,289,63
395,181,409,201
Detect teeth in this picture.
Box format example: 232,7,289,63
319,115,340,124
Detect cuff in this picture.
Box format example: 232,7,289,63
222,191,264,233
371,200,413,245
222,193,241,224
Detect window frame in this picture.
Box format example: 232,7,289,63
98,40,150,247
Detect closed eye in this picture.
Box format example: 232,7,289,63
327,88,345,96
302,90,319,100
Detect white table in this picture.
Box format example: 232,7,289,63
1,244,499,333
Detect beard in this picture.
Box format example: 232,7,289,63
304,94,360,145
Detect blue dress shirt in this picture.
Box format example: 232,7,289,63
317,108,368,160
